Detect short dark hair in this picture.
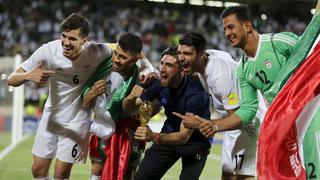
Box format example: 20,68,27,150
162,46,181,67
118,32,142,56
220,6,255,28
60,13,89,38
179,32,206,53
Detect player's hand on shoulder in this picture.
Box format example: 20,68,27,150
139,72,159,86
27,61,55,85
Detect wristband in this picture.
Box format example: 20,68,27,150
153,133,161,144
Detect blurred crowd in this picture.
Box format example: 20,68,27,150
0,0,308,63
0,0,309,104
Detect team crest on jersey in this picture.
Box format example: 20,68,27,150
265,59,272,69
227,92,239,106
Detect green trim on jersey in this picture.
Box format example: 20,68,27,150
303,108,320,180
235,32,299,124
81,57,138,121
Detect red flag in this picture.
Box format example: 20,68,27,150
258,41,320,179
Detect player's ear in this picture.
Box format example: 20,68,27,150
199,51,206,59
244,20,253,32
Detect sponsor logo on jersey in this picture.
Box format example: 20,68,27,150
265,59,272,69
227,92,239,106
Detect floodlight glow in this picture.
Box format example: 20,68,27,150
261,14,267,20
167,0,185,4
189,0,204,6
224,2,241,7
205,1,223,7
148,0,166,2
1,73,7,80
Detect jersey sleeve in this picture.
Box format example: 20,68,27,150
20,44,48,72
137,58,159,77
99,43,113,60
235,64,258,125
209,54,240,110
273,32,299,59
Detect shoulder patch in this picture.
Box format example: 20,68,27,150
227,92,239,106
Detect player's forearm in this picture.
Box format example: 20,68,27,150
154,132,191,145
7,69,29,87
213,113,242,132
82,89,98,109
122,95,142,115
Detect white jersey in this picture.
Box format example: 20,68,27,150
90,60,157,140
203,49,240,117
90,71,124,139
21,40,113,124
199,49,266,176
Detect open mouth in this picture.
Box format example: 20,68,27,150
63,46,73,52
160,74,168,80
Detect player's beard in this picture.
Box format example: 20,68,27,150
160,71,181,88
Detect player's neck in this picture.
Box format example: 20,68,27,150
196,53,208,75
243,31,259,58
120,66,135,80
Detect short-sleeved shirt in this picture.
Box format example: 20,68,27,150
235,32,299,124
202,49,240,118
141,76,211,145
20,40,113,124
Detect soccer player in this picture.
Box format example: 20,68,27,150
122,46,211,180
174,6,299,176
7,13,153,180
7,13,110,180
175,5,298,139
176,32,266,179
81,33,156,180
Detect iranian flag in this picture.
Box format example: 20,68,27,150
257,11,320,180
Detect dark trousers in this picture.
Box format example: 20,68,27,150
134,143,209,180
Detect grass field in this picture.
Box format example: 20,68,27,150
0,135,222,179
0,132,11,152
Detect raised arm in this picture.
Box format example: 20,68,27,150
8,61,55,87
122,85,144,115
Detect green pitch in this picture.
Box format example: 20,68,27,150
0,132,11,152
0,135,222,179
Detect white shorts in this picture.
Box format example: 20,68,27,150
32,115,91,164
221,122,259,176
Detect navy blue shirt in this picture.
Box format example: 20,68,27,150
141,76,211,145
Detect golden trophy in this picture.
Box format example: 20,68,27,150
139,101,153,127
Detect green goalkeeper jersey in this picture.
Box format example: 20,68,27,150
235,32,299,124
